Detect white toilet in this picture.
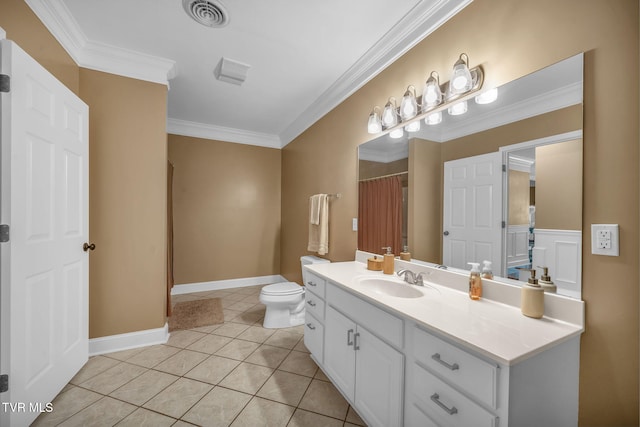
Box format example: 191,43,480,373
260,256,330,329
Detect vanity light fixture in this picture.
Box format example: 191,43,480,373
367,107,382,134
366,53,484,135
449,53,473,96
448,100,468,116
389,128,404,139
422,71,443,111
475,87,498,104
382,97,399,128
400,85,419,121
425,111,442,125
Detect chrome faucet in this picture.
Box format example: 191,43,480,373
397,269,427,286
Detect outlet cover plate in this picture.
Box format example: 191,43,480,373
591,224,619,256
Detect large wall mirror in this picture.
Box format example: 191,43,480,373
358,53,583,299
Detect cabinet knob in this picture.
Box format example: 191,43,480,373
432,353,459,371
307,300,316,307
307,281,316,287
443,231,450,236
306,323,316,330
431,393,458,415
347,329,354,346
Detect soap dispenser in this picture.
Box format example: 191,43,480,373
467,262,482,300
521,269,544,318
400,246,411,261
481,260,493,280
537,266,557,293
382,246,395,275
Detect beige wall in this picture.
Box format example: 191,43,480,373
509,170,531,226
168,135,282,284
0,0,79,94
536,139,583,230
281,0,639,425
358,158,408,180
80,69,168,338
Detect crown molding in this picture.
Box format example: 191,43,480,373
359,142,409,163
278,0,473,146
167,118,282,149
25,0,176,85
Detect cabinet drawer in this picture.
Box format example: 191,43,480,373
303,270,326,298
405,400,439,427
304,312,324,364
327,283,403,349
413,326,498,409
305,291,325,321
413,364,498,427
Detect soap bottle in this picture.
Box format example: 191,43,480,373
521,269,544,318
382,247,395,275
467,262,482,300
537,266,557,293
481,260,493,280
400,246,411,261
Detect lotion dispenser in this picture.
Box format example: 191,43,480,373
468,262,482,300
382,246,395,275
400,246,411,261
521,269,544,318
538,266,557,293
481,260,493,280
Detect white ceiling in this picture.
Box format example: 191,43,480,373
25,0,472,148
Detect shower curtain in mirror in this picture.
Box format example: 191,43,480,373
358,175,403,255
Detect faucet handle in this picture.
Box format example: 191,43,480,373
397,269,415,284
415,271,431,286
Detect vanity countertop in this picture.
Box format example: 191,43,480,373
306,261,584,366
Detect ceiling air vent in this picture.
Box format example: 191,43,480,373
183,0,229,28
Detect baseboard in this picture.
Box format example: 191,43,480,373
89,323,169,356
171,274,287,295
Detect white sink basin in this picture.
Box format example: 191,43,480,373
357,278,424,299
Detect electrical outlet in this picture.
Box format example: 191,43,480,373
591,224,619,256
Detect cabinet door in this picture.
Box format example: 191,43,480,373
354,327,404,427
324,306,356,400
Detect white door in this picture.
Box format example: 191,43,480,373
323,306,356,401
0,39,89,427
443,152,502,273
354,326,404,427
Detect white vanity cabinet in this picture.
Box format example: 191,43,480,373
323,283,404,427
303,270,326,364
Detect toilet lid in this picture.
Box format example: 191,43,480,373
262,282,303,296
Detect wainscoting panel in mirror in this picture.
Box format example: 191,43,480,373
357,53,583,298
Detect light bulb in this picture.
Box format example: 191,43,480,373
422,72,442,111
367,109,382,133
405,121,420,132
450,54,473,95
400,86,418,121
475,87,498,104
381,98,398,128
389,128,404,139
425,111,442,125
448,100,468,116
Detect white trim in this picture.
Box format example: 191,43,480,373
359,142,408,163
25,0,176,85
172,275,287,295
89,323,169,356
278,0,473,145
499,130,583,154
167,119,282,149
0,27,6,40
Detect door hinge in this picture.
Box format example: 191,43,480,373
502,164,506,172
0,224,8,242
0,74,9,93
0,374,7,393
502,221,506,229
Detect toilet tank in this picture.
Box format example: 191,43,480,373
300,255,330,286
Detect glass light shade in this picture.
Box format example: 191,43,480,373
400,86,418,121
405,120,421,132
367,109,382,134
381,98,398,128
475,87,498,104
422,73,442,111
389,128,404,139
425,111,442,125
450,54,473,95
448,100,468,116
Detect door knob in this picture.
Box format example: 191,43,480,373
443,231,450,236
83,243,96,252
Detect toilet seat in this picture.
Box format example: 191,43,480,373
261,282,303,296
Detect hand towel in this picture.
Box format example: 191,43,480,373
309,194,322,225
308,194,329,255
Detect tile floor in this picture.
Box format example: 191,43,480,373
33,285,367,427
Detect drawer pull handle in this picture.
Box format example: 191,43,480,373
431,393,458,415
307,300,316,307
306,323,316,330
354,332,360,351
307,281,316,287
432,353,459,371
347,329,354,346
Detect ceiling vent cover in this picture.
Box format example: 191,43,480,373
183,0,229,28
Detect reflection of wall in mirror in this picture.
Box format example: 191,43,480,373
508,170,531,225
